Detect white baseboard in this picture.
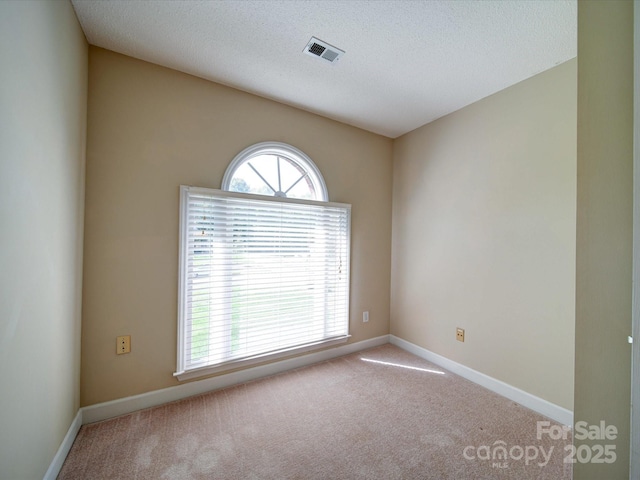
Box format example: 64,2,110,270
390,335,574,426
82,335,390,424
42,409,83,480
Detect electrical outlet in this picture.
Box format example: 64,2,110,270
363,311,369,323
456,328,465,342
116,335,131,354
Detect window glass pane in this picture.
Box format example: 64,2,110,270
246,155,279,194
230,162,272,196
278,157,314,199
285,176,315,200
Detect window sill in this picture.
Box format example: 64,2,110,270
174,335,350,382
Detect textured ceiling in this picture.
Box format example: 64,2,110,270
71,0,576,138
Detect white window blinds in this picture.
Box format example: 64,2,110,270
176,186,351,379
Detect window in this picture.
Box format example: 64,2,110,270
175,143,350,380
221,142,328,201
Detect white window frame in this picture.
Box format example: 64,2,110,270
221,141,329,201
175,145,350,381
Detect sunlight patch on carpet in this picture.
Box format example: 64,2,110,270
360,357,445,375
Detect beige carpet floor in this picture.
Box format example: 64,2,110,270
58,344,572,479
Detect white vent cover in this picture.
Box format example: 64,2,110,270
303,37,345,64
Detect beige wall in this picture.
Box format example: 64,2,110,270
0,1,87,479
574,1,634,478
81,47,393,406
1,1,634,475
391,60,577,410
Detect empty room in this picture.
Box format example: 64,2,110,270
0,0,635,479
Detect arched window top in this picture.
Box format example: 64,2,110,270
221,142,328,202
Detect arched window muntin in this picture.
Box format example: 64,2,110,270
221,142,329,202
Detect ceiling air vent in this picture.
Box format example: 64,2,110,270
303,37,345,64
